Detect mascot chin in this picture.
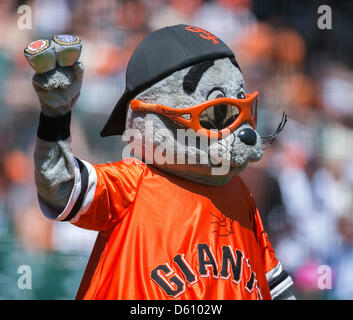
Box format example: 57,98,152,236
25,25,294,300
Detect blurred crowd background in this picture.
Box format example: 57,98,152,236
0,0,352,299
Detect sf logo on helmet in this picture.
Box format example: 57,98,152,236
185,26,220,45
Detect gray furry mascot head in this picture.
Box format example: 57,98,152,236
101,25,285,185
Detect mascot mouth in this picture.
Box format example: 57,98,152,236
208,159,246,169
229,162,247,170
207,143,262,171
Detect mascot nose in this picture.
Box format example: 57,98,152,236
238,128,257,146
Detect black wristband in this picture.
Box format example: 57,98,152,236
37,111,71,142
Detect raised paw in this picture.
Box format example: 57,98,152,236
24,35,82,74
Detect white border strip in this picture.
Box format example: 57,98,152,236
70,159,97,223
266,262,294,299
270,276,294,299
266,261,283,283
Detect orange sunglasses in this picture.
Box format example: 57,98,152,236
130,91,258,139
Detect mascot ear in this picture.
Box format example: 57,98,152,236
229,57,242,72
182,60,215,95
100,24,236,137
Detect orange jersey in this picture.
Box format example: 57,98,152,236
41,158,293,300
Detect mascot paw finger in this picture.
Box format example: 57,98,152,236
52,35,82,68
24,39,56,74
32,61,83,90
24,35,82,74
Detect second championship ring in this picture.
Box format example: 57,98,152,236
52,35,82,67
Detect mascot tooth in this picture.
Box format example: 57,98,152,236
26,25,294,300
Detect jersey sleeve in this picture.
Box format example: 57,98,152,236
252,197,295,299
39,158,146,231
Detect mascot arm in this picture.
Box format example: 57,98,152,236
26,39,145,230
25,37,84,218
